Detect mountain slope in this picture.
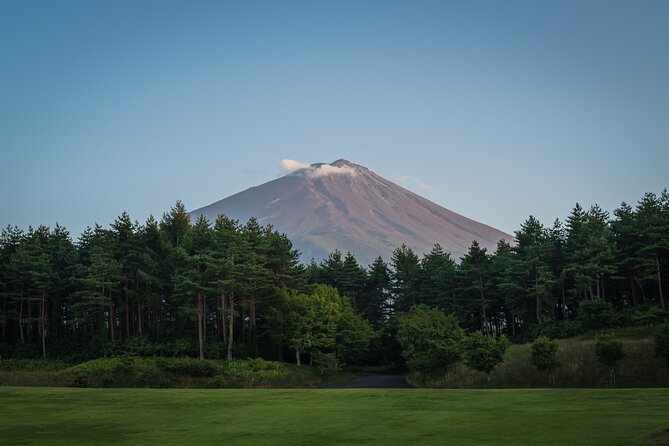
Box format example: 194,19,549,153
190,160,513,265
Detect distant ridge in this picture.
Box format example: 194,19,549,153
190,159,513,265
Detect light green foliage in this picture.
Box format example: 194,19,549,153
279,285,373,365
397,305,465,375
2,388,669,445
285,285,341,364
464,332,509,378
221,358,286,380
335,303,375,363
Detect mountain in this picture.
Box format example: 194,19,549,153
190,159,513,265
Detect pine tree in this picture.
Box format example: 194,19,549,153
391,245,421,313
458,241,491,333
363,257,391,328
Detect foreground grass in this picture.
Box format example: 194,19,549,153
1,387,668,445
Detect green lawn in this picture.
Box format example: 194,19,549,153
1,387,668,445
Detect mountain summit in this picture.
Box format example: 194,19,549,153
190,160,513,265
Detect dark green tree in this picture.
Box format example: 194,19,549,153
463,331,509,382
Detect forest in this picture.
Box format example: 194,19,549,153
0,190,668,373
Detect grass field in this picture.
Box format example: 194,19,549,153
1,387,668,445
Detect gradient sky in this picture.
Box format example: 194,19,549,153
1,0,668,239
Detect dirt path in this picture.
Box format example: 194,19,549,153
328,373,412,388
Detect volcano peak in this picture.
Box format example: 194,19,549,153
191,160,512,265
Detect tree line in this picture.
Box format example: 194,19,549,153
0,190,667,363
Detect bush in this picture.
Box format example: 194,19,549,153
221,358,287,380
632,307,669,326
154,357,223,377
596,333,624,386
0,358,70,371
537,319,583,339
577,300,618,330
654,323,669,364
64,357,166,387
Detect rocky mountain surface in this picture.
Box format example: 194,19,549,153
190,160,513,265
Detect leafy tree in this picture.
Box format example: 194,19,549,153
397,305,465,377
285,285,342,366
531,336,560,384
463,331,509,382
335,301,374,364
596,333,624,386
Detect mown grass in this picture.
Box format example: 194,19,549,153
411,337,669,388
1,387,668,445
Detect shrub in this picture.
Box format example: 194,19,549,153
596,333,624,386
633,307,669,326
221,358,287,380
577,300,618,330
154,357,223,377
0,358,69,371
654,323,669,364
531,336,561,384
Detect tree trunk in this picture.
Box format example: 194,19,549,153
137,300,143,335
249,295,257,357
296,349,301,366
18,299,24,343
2,296,6,344
561,280,566,319
657,255,665,309
124,280,130,339
197,293,204,360
630,276,638,306
220,294,227,344
635,276,647,304
109,301,116,342
41,292,46,358
227,293,234,361
479,276,487,334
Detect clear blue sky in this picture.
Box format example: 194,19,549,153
1,0,668,238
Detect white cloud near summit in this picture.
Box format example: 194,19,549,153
280,159,311,173
280,159,358,178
